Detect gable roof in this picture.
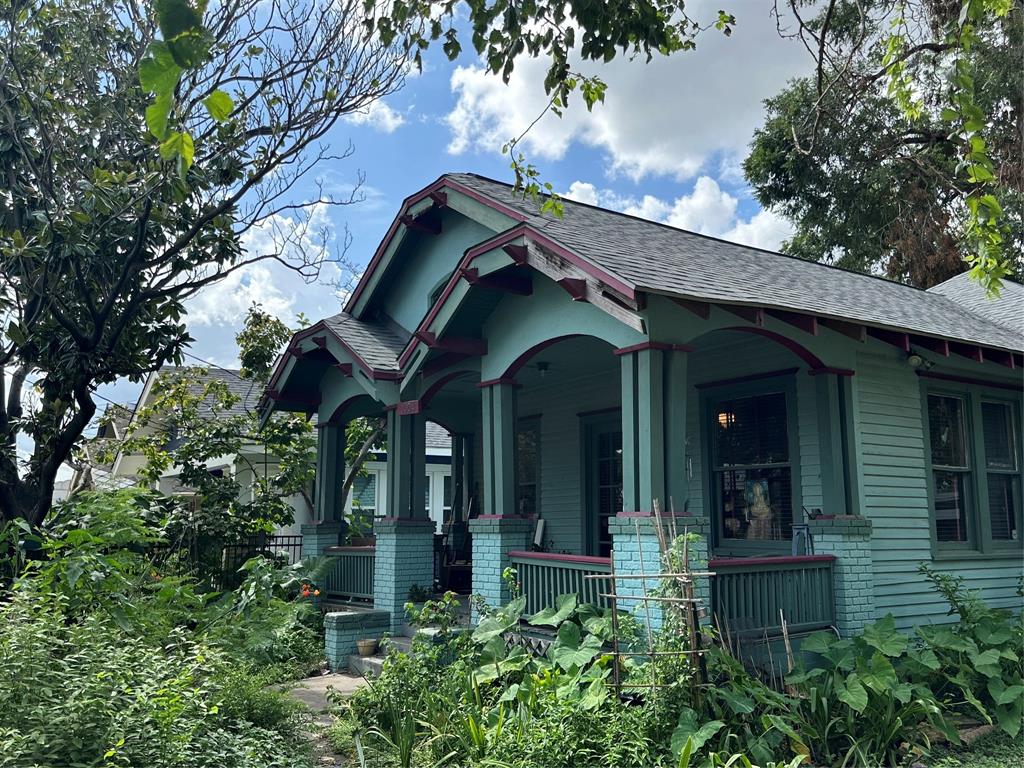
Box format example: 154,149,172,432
153,366,265,418
927,273,1023,338
322,312,406,373
445,174,1022,353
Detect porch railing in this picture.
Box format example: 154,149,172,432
709,555,836,638
509,551,612,615
323,546,375,602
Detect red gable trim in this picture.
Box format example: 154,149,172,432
345,177,529,313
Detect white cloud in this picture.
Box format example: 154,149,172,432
564,175,793,251
445,2,809,181
187,264,296,327
344,100,406,133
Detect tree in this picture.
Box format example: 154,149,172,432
0,0,408,526
744,0,1021,289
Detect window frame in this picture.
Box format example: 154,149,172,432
699,374,802,557
922,382,1023,558
515,415,542,517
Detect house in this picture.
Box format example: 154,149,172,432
262,173,1022,658
91,367,452,538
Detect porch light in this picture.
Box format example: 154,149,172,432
536,361,550,379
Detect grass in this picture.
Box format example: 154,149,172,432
928,730,1023,768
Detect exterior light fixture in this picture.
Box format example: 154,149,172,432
907,352,925,369
536,361,550,378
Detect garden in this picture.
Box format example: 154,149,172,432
1,489,1022,767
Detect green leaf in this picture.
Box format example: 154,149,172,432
994,698,1022,737
65,560,85,588
859,652,898,694
717,687,756,715
203,90,233,122
836,673,869,713
528,592,577,627
800,631,836,654
862,615,907,657
139,41,182,96
155,0,204,40
145,95,173,140
670,708,724,758
159,131,195,170
550,621,603,671
969,648,1003,677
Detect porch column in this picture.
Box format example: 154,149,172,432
807,516,875,636
470,380,529,621
481,381,517,516
374,410,434,632
301,422,345,559
614,345,709,627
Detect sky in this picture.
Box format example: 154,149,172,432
92,1,815,423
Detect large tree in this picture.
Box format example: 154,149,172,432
744,0,1021,288
0,0,408,526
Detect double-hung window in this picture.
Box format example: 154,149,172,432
925,387,1022,553
516,417,541,516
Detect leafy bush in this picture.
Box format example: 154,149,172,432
0,592,309,768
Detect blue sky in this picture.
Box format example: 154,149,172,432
93,1,813,420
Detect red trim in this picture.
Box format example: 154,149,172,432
557,276,588,301
335,363,353,376
501,334,590,379
949,341,985,363
709,555,836,568
766,308,818,336
721,304,765,326
503,244,529,264
985,349,1016,369
722,327,827,370
476,514,529,520
820,318,867,343
695,367,800,390
324,545,377,553
613,341,696,357
916,370,1023,391
615,511,694,518
420,370,472,407
477,377,520,389
508,550,612,567
395,400,423,415
808,367,855,377
327,394,372,425
672,297,711,319
867,327,911,352
399,213,441,235
911,335,950,357
345,177,528,313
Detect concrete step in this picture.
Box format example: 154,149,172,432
384,634,413,654
348,653,384,678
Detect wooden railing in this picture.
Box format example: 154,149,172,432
323,546,375,602
509,551,612,615
709,555,836,637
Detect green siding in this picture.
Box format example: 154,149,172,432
855,351,1022,630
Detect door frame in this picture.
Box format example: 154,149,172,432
580,410,623,557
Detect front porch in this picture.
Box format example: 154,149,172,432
303,327,870,642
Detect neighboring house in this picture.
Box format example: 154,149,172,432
264,172,1022,649
78,367,451,538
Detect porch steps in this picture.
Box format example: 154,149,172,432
346,625,417,678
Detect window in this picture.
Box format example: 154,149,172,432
925,388,1022,552
928,395,971,542
516,418,541,516
711,391,795,544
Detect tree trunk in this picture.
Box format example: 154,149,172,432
339,419,385,512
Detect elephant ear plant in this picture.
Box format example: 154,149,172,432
778,615,957,767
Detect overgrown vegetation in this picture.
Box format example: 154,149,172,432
335,551,1023,768
0,489,324,767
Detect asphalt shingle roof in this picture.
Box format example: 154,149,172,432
323,312,406,371
448,174,1023,353
928,273,1023,338
157,366,264,418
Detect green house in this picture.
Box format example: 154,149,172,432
263,173,1023,659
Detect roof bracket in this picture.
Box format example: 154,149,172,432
503,244,529,265
820,318,866,343
400,214,441,235
557,277,588,301
460,267,532,296
671,297,710,320
867,327,911,352
910,335,950,357
949,341,984,363
720,304,764,326
766,308,818,335
415,330,487,356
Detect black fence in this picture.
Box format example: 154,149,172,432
152,534,304,591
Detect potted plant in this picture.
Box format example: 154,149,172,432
356,638,378,656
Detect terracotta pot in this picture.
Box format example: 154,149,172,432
356,638,378,657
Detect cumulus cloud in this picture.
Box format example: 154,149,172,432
186,264,296,327
445,2,809,181
564,176,793,251
344,100,406,133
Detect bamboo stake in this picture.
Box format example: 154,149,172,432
608,548,622,699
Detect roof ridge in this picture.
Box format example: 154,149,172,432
454,171,951,297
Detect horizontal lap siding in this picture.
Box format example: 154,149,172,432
856,353,1022,631
519,371,620,554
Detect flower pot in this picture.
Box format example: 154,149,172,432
356,638,378,657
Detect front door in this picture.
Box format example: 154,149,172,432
583,415,623,557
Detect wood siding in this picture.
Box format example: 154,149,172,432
855,351,1022,630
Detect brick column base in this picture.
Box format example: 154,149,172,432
609,515,710,632
373,518,436,633
808,516,874,637
300,521,346,560
468,516,533,621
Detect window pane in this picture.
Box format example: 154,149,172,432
516,420,541,516
934,470,970,542
987,473,1019,541
982,402,1017,471
928,396,968,468
714,392,789,467
718,467,793,541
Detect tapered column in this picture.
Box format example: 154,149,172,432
385,409,427,519
619,345,689,513
480,381,517,517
